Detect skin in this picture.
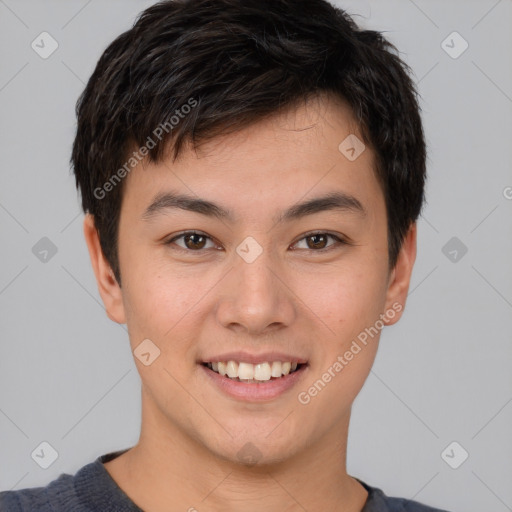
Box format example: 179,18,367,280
84,93,417,512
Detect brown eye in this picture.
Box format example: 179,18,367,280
165,231,216,251
306,234,329,249
183,233,207,250
292,232,346,251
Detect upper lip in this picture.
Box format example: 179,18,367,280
200,351,308,365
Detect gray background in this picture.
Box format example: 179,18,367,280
1,1,511,511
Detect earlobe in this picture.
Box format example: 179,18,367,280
383,223,417,326
83,214,126,324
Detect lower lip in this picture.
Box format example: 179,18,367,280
199,363,308,402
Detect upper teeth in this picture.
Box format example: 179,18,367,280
206,361,299,381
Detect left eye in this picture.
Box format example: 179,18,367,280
292,232,345,251
165,231,346,252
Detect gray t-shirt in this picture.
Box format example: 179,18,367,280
0,449,451,511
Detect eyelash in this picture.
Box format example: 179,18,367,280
164,230,348,253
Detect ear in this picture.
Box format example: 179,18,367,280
83,213,126,324
383,222,417,326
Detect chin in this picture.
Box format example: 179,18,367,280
202,427,303,468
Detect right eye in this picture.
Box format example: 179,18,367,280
164,231,220,252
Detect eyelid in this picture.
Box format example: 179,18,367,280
290,230,348,251
165,230,349,252
165,230,220,250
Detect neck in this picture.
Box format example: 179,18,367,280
103,391,368,512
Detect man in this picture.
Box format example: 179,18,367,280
0,0,451,510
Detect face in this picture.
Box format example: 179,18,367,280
85,94,416,466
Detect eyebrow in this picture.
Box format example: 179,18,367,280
141,190,367,223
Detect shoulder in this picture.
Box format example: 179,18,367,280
358,478,453,512
0,472,76,512
0,449,137,512
0,456,108,512
376,496,452,512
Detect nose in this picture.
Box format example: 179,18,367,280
215,245,296,336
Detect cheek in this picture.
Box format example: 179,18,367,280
301,266,386,336
123,263,218,370
118,256,178,344
134,279,191,334
296,273,384,420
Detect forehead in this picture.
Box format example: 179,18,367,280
120,94,383,222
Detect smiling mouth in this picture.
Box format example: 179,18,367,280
201,361,306,383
